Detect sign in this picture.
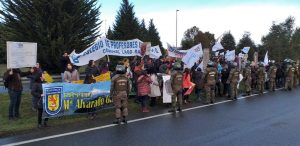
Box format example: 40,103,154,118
182,44,203,68
167,44,187,58
147,45,162,59
162,75,172,103
140,42,151,56
7,41,37,69
264,51,269,66
42,81,113,117
70,37,142,66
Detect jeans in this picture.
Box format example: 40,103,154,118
8,89,22,118
32,96,38,109
195,88,202,99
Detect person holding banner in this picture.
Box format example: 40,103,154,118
169,62,183,113
31,73,49,128
111,65,130,124
63,63,79,83
3,69,31,120
203,61,218,104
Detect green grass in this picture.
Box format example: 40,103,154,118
0,93,140,137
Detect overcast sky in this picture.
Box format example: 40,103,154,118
99,0,300,48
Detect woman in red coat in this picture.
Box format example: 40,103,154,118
183,68,192,104
137,70,152,112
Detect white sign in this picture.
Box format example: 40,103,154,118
238,53,244,58
147,45,162,59
264,51,269,66
242,47,250,54
7,41,37,69
70,37,142,66
162,75,172,103
167,43,187,58
182,44,203,68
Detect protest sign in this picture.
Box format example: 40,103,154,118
162,75,172,103
140,42,151,56
70,38,142,66
242,47,250,54
42,81,113,118
264,51,269,66
182,44,203,68
147,45,162,59
212,42,224,52
167,44,187,58
7,41,37,69
225,50,236,61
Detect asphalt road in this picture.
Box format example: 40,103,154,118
1,88,300,146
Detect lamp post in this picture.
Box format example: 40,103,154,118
176,9,179,48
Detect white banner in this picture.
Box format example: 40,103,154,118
182,44,203,68
238,53,244,58
167,44,187,58
70,37,142,66
212,42,224,52
7,41,37,69
147,45,162,59
225,50,236,61
264,51,269,66
162,75,172,103
242,47,250,54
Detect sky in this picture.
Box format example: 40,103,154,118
99,0,300,48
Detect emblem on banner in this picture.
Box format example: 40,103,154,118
44,87,63,116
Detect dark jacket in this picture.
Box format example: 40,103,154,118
192,70,203,89
84,66,99,84
60,56,70,73
3,69,30,91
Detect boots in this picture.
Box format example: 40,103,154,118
113,118,121,124
142,107,150,113
122,116,127,124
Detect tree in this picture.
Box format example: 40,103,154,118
106,27,113,39
139,19,148,42
0,0,101,72
221,31,236,50
181,26,215,49
147,19,163,49
111,0,140,40
236,32,257,61
290,28,300,60
0,23,6,63
261,17,295,61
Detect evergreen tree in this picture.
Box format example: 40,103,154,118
0,0,101,72
106,27,113,39
236,32,256,61
111,0,140,40
139,19,148,42
221,31,236,50
147,19,163,49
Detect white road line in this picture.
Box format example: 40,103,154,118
3,88,284,146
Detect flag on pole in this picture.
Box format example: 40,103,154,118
212,42,224,52
182,44,203,68
242,47,250,54
264,51,269,66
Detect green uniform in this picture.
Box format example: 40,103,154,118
203,67,218,104
268,65,277,91
227,68,240,100
243,66,252,95
111,74,130,119
257,66,266,94
170,70,183,111
294,64,299,86
285,65,295,90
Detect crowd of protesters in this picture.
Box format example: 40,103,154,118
3,51,300,127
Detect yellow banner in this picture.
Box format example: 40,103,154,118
72,72,111,84
43,71,54,83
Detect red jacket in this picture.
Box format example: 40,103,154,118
137,75,152,96
183,73,192,89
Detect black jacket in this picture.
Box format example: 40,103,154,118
31,81,43,109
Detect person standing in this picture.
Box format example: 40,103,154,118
63,63,79,83
268,60,277,91
60,52,70,82
183,68,192,104
192,67,203,101
169,62,183,112
84,60,99,84
243,62,252,95
137,70,152,112
203,61,218,104
31,73,49,128
3,69,30,120
293,61,299,86
285,60,295,91
257,62,266,94
111,65,130,124
148,68,161,107
227,62,240,100
221,63,230,97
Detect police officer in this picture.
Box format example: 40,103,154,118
268,60,277,91
111,65,130,124
257,62,266,94
293,61,299,86
243,62,252,95
203,61,217,104
285,60,295,91
169,62,183,112
227,62,240,100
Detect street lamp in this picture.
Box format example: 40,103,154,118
176,9,179,48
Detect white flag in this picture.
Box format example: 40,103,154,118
264,51,269,66
182,44,203,68
225,50,236,61
147,45,162,59
212,42,224,52
242,47,250,54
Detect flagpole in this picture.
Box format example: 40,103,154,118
176,9,179,48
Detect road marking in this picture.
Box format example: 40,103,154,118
3,88,284,146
